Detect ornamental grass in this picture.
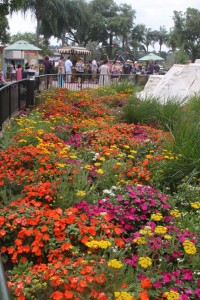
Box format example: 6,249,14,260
0,87,199,300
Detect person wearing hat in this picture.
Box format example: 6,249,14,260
123,60,132,78
75,57,85,87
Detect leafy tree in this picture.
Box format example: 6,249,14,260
87,0,118,46
10,0,60,46
130,24,146,51
134,26,155,53
45,0,89,46
153,26,169,53
108,4,135,48
0,0,24,43
0,13,10,44
170,8,200,62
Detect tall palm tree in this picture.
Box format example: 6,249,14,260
141,27,155,53
10,0,60,45
153,26,169,53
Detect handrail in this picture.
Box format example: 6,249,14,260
0,73,149,131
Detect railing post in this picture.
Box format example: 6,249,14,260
18,81,21,110
0,256,11,300
26,78,35,107
9,86,11,118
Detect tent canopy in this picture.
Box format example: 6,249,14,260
58,46,91,55
4,40,41,51
138,52,164,61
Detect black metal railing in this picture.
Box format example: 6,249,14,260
0,73,150,131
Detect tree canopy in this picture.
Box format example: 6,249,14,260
3,0,200,62
169,8,200,62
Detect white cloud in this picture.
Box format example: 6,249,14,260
116,0,200,30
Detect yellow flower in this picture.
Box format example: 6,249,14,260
150,213,163,221
164,234,172,239
107,259,122,269
114,291,133,300
99,157,105,161
57,163,66,168
86,240,111,249
133,237,146,244
170,209,181,218
84,164,92,170
127,155,135,159
138,257,152,268
96,169,104,174
183,240,197,255
19,139,27,143
76,190,86,197
190,202,200,209
155,226,167,235
139,228,153,236
163,290,180,300
98,240,112,249
130,150,137,154
94,162,101,167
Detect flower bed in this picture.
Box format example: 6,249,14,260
0,87,199,300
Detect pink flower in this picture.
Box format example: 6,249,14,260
153,281,162,288
182,269,193,281
195,289,200,299
163,273,172,283
197,279,200,287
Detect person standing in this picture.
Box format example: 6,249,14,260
43,55,53,88
65,56,73,83
111,60,122,83
75,57,85,87
91,58,98,83
10,60,16,82
0,69,6,87
123,60,132,79
57,56,65,87
23,62,30,78
16,64,23,81
98,60,110,86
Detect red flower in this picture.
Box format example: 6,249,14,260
64,290,73,299
50,291,64,300
141,278,152,289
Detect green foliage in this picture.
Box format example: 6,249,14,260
122,97,184,131
169,8,200,62
186,94,200,120
122,98,161,126
109,81,136,94
175,47,190,64
0,15,10,43
152,117,200,192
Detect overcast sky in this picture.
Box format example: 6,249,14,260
8,0,200,36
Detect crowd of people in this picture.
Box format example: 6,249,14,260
54,55,162,87
0,55,162,88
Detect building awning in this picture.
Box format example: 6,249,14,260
58,46,91,55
